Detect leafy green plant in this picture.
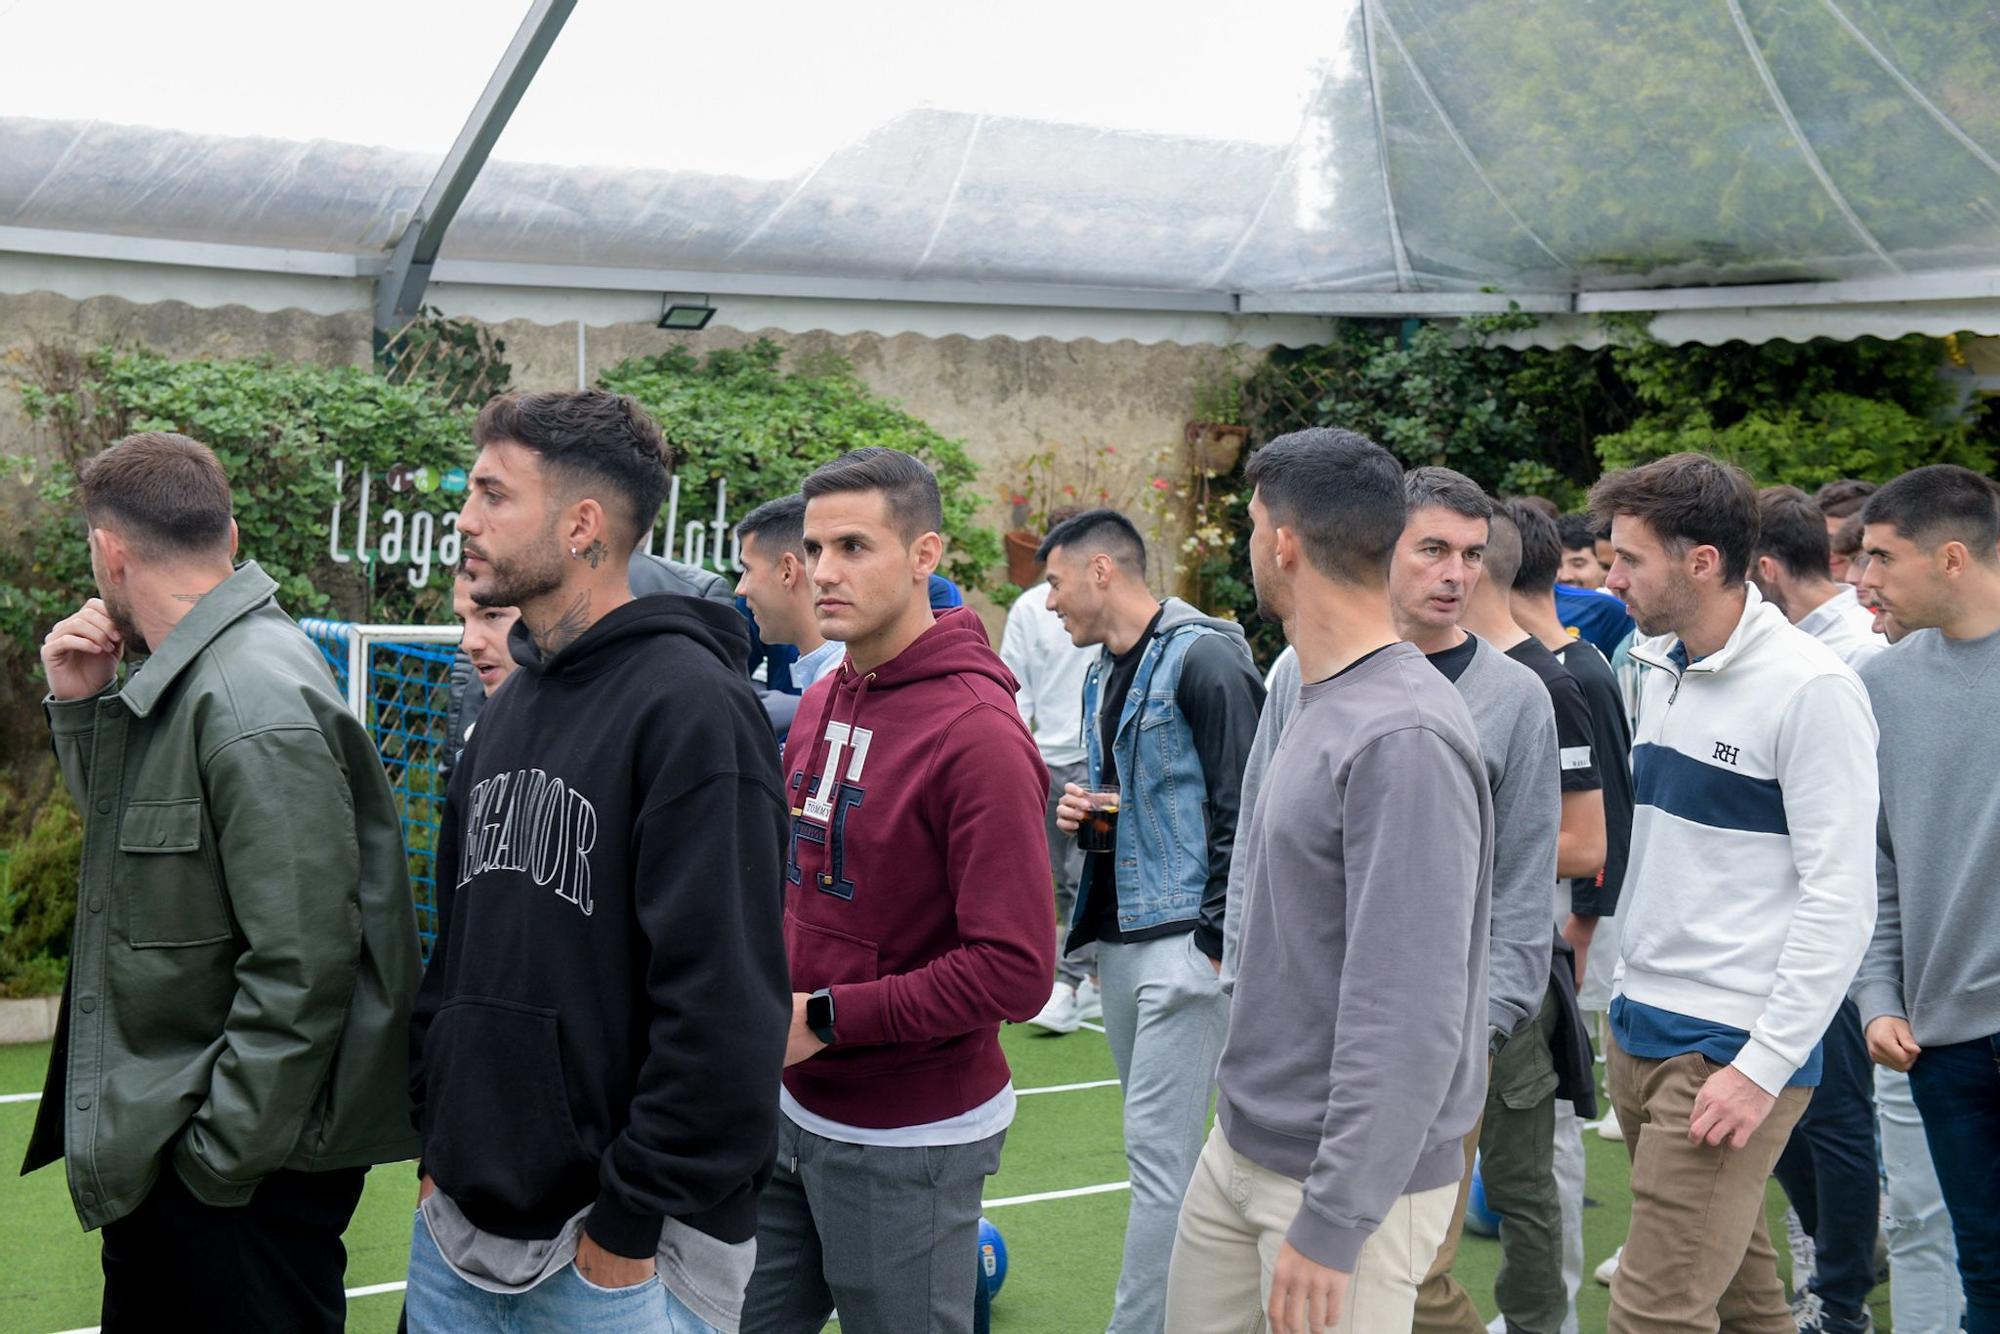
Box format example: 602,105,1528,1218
2,345,478,678
1595,333,1993,484
599,340,1000,591
0,762,81,998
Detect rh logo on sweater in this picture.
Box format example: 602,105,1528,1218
459,767,599,915
1712,741,1741,766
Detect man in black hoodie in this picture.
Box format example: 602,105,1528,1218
407,390,790,1334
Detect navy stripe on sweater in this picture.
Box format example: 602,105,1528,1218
1632,742,1788,836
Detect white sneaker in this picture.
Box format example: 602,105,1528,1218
1028,982,1081,1035
1597,1114,1625,1142
1075,977,1103,1023
1594,1247,1621,1286
1785,1207,1817,1296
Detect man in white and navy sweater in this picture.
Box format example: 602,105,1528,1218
1589,453,1879,1334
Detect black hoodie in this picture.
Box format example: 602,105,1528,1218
410,594,790,1259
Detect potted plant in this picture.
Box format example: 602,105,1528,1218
1001,445,1122,588
1185,350,1250,476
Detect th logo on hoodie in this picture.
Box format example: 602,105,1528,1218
790,721,874,900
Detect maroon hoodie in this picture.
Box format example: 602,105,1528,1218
781,607,1054,1128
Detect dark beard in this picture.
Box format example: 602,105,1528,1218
470,546,564,610
104,594,150,656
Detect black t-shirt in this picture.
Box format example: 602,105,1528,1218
1425,635,1479,683
1087,611,1164,943
1505,638,1601,793
1556,638,1634,918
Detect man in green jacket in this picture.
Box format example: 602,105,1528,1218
23,431,422,1332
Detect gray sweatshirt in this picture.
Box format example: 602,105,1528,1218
1227,640,1557,1038
1217,642,1493,1273
1853,626,2000,1045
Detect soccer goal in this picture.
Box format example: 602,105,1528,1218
299,620,463,958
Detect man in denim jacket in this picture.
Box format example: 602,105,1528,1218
1045,508,1265,1334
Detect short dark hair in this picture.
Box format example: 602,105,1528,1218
736,493,807,559
1483,508,1523,591
1514,494,1560,520
1815,478,1878,520
1862,465,2000,563
1556,512,1598,554
1244,427,1406,585
1404,466,1495,523
1754,485,1832,580
77,431,234,559
1036,507,1147,578
475,390,669,548
1509,499,1561,593
1588,452,1759,583
801,447,944,543
1832,514,1864,558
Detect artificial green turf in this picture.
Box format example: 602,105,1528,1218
0,1032,1899,1332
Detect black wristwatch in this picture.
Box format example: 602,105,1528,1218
806,988,837,1047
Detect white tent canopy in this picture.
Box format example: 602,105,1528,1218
4,0,1999,346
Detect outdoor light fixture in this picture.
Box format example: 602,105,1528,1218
658,297,716,331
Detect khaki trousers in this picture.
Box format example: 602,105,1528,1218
1606,1034,1812,1333
1166,1122,1457,1334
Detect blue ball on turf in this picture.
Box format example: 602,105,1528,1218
978,1216,1008,1298
1465,1154,1501,1238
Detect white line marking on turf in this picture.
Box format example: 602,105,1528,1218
1078,1020,1105,1033
984,1180,1130,1209
1,1091,41,1104
1017,1078,1120,1096
56,1281,414,1331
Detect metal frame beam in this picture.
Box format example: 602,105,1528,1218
373,0,576,333
11,222,2000,323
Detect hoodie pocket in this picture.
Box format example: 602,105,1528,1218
785,913,879,992
421,997,590,1212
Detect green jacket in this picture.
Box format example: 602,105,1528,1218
22,563,422,1229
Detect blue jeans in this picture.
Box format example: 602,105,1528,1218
406,1210,719,1334
1772,1000,1877,1326
1906,1032,2000,1333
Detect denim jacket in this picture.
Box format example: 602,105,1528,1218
1069,599,1255,950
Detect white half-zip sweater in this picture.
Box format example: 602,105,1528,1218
1613,583,1880,1094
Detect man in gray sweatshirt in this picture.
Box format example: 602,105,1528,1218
1167,428,1491,1334
1388,470,1564,1334
1852,464,2000,1333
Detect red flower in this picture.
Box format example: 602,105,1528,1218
1152,477,1170,490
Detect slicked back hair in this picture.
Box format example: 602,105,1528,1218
1755,485,1833,580
1404,466,1495,523
1243,427,1406,585
1588,452,1759,583
1862,465,2000,564
77,431,234,560
1509,499,1562,593
1036,507,1147,578
801,447,944,543
1815,478,1878,520
1556,512,1598,554
476,390,670,548
736,492,807,559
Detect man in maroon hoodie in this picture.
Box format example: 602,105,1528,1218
738,448,1054,1334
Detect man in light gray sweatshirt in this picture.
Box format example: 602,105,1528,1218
1168,428,1492,1334
1852,464,2000,1332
